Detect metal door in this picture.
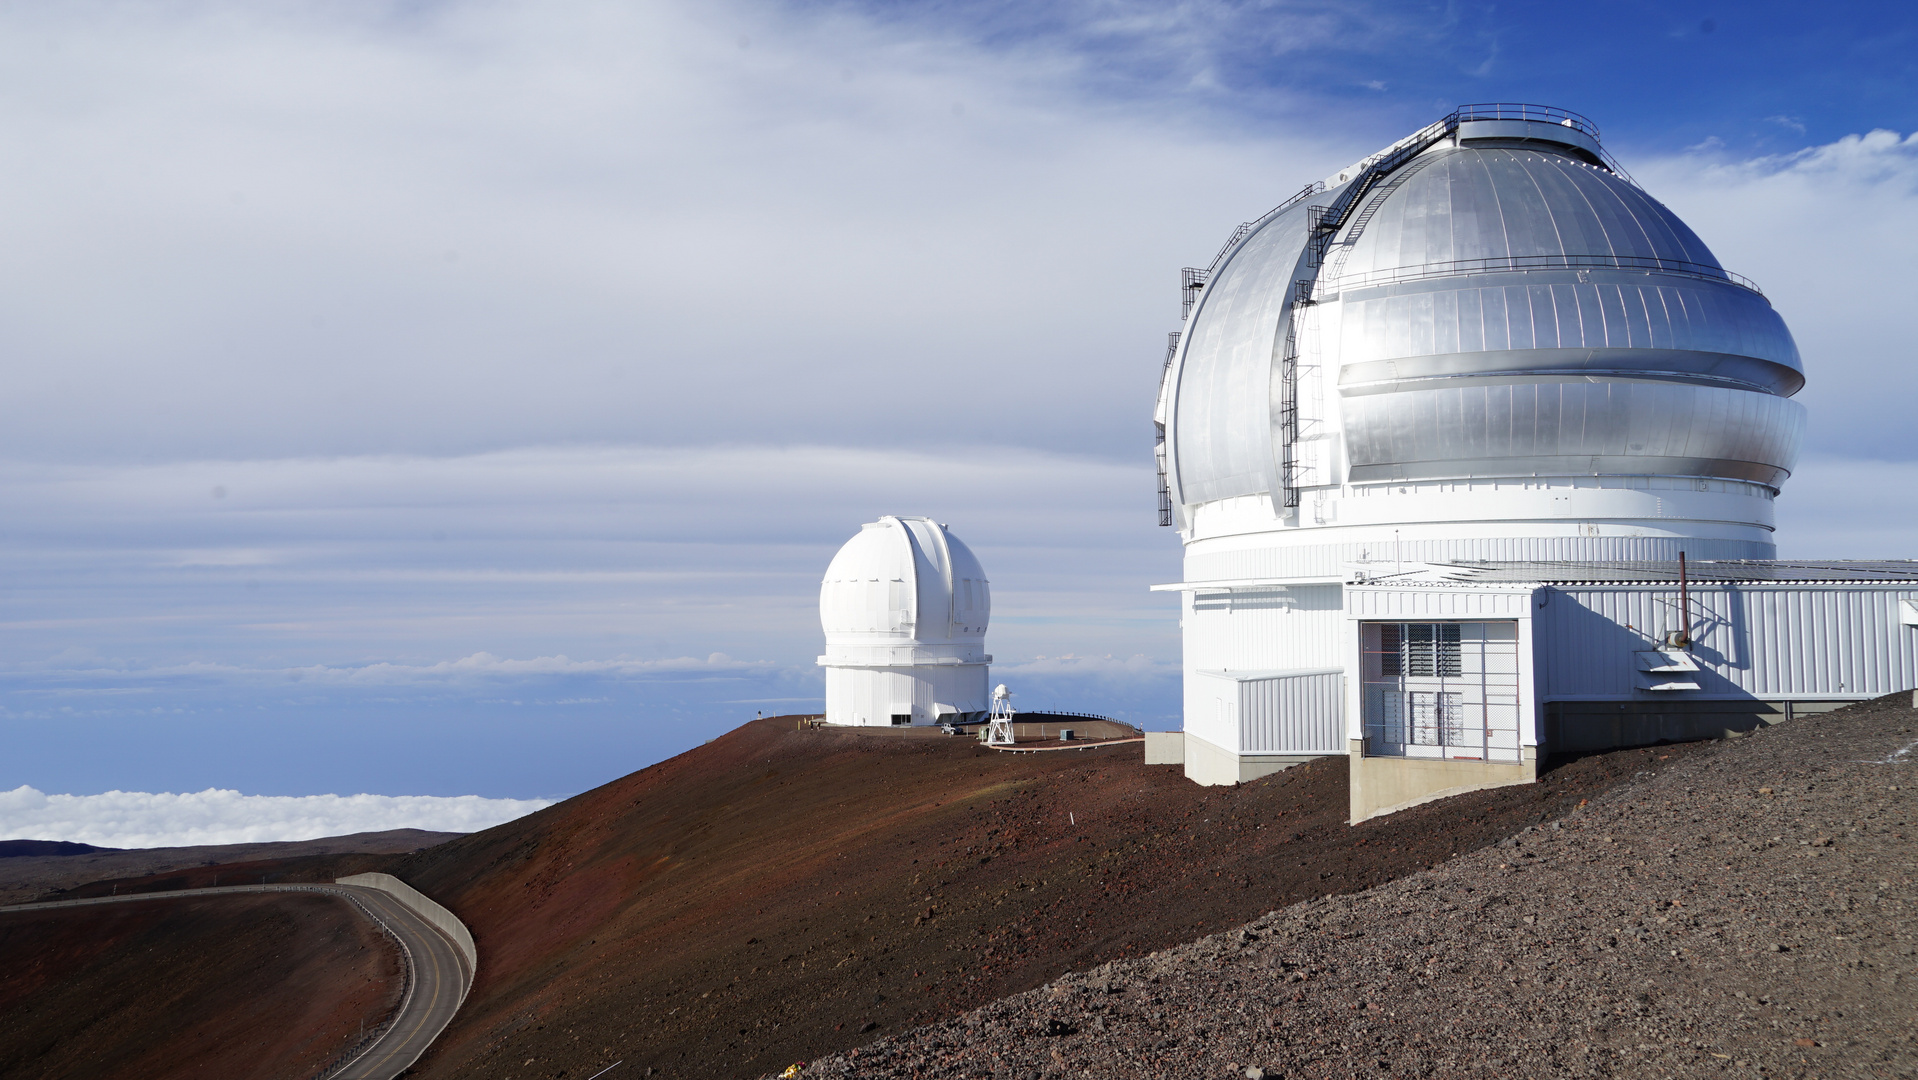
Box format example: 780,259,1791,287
1361,621,1520,762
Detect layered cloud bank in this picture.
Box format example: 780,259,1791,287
0,785,555,849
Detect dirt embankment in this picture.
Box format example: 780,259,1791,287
805,695,1918,1079
0,891,405,1080
389,718,1711,1080
42,849,411,902
1,829,460,906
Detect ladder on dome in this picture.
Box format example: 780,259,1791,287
1158,183,1323,527
1156,332,1178,526
1276,114,1463,510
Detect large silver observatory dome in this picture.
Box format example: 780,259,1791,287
1158,104,1805,568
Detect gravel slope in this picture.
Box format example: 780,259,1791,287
806,694,1918,1079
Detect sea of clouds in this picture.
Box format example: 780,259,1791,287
0,0,1911,832
0,785,554,849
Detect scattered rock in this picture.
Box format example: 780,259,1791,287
802,693,1918,1079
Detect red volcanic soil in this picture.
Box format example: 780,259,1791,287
390,718,1708,1080
0,891,403,1080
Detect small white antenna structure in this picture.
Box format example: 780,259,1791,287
986,683,1015,746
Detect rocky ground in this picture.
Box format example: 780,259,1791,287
392,719,1709,1080
805,695,1918,1080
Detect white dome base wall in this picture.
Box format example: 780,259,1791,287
824,663,990,726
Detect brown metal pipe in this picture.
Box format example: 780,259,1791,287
1678,551,1691,649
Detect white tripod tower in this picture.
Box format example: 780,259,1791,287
985,684,1015,746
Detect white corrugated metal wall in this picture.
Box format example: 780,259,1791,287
1183,585,1343,752
1539,585,1918,700
1184,585,1345,669
1238,670,1344,754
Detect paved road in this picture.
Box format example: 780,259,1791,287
0,882,473,1080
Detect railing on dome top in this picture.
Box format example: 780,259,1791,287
1453,101,1600,138
1330,253,1767,299
1451,102,1636,182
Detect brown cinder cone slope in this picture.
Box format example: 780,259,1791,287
804,694,1918,1079
390,718,1712,1080
0,891,404,1080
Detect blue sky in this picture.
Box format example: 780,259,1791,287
2,0,1915,840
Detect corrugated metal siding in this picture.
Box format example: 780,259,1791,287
1239,670,1345,754
1539,585,1918,699
1184,535,1771,583
1184,585,1345,673
1346,587,1532,619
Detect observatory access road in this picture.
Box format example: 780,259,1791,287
0,882,471,1080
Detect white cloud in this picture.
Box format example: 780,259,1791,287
6,651,773,686
997,653,1175,680
0,444,1183,673
0,784,553,848
0,0,1348,466
1636,129,1918,464
1775,455,1918,559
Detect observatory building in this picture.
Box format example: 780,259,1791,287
1149,103,1918,819
818,516,992,726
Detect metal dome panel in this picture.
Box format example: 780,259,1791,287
1341,379,1806,486
1164,120,1805,513
1336,275,1802,395
1169,191,1336,506
1336,147,1717,278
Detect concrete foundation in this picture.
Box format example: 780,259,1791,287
1543,699,1851,752
1144,731,1186,765
1183,733,1318,786
1347,740,1539,823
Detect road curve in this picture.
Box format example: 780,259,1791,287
0,882,472,1080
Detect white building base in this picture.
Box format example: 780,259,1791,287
1143,731,1186,765
821,662,988,726
1181,733,1318,786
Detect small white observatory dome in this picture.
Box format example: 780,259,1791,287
818,516,991,726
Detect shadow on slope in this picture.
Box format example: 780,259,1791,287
0,892,403,1080
393,718,1705,1080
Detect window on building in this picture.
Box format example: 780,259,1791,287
1404,623,1462,677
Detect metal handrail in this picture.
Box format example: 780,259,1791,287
1330,253,1765,298
1197,103,1632,299
1201,182,1325,278
1454,102,1600,141
1011,710,1122,724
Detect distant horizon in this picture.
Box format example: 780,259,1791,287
5,0,1914,839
